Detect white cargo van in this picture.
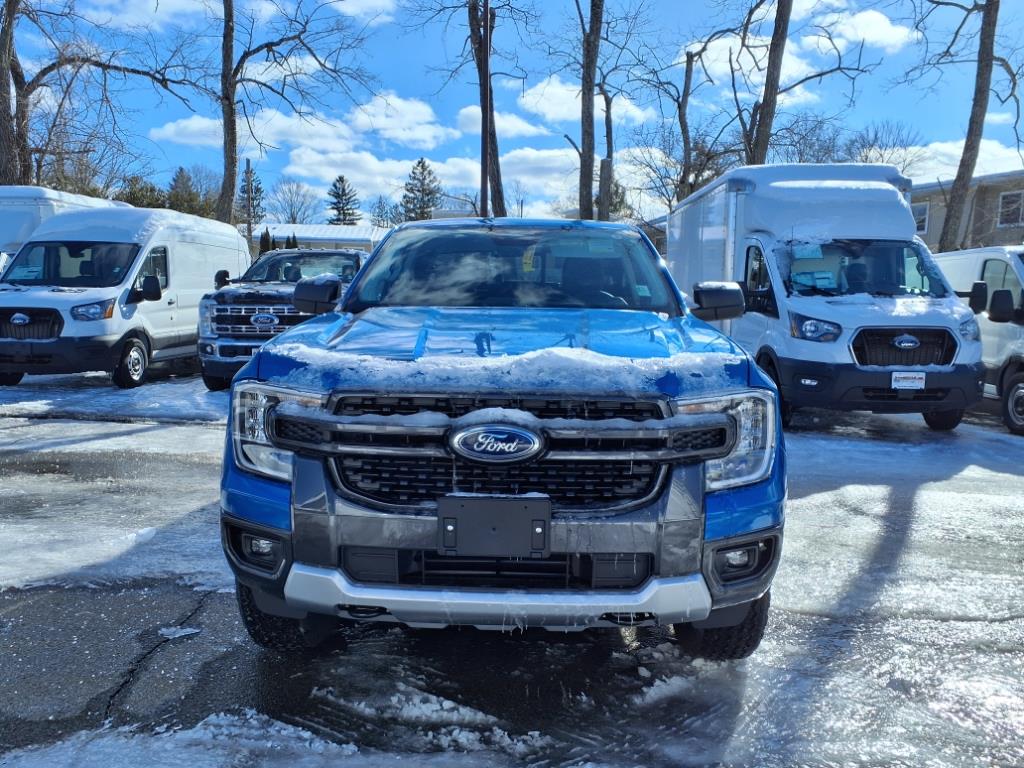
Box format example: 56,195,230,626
932,246,1024,434
0,186,125,274
668,164,984,430
0,208,249,387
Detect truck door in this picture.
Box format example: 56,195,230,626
729,240,779,358
979,257,1023,381
133,246,178,353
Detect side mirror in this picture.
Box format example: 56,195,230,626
293,274,343,315
691,281,746,321
140,275,162,302
988,289,1015,323
215,269,230,289
968,281,988,314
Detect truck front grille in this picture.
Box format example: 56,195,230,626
211,304,312,340
333,394,665,421
851,328,956,367
0,308,62,340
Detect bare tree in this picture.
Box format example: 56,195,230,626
576,0,604,219
767,111,845,164
268,178,322,224
841,120,929,175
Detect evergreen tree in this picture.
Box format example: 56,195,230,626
287,233,299,248
327,175,361,225
235,167,266,225
114,175,167,208
401,158,443,222
370,195,403,228
271,236,280,250
166,167,201,214
259,228,272,254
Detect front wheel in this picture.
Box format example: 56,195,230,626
202,371,232,391
923,409,964,431
1000,373,1024,436
0,372,24,386
112,339,148,388
674,591,771,661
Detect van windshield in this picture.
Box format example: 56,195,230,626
2,241,141,288
242,251,361,283
777,239,949,299
345,225,679,314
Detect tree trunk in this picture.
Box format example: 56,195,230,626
578,0,603,220
0,0,21,185
216,0,238,223
748,0,792,165
939,0,999,252
10,54,32,184
468,1,506,217
675,51,695,202
596,84,613,220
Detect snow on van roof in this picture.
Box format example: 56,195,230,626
28,207,245,245
0,186,126,207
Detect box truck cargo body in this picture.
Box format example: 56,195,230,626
667,164,984,430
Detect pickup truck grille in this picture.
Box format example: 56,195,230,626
0,308,62,340
333,394,665,421
851,328,956,367
211,304,312,340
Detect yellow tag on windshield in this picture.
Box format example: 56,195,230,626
522,248,536,273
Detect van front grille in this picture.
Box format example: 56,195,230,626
0,308,62,340
851,328,956,367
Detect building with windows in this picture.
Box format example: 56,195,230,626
911,169,1024,251
247,223,390,255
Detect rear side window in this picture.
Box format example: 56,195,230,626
137,247,169,290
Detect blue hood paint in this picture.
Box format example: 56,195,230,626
253,306,752,398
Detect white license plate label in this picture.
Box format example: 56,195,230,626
892,372,926,390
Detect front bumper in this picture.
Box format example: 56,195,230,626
0,336,121,374
775,357,984,412
198,338,256,379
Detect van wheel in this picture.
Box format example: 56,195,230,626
0,372,24,386
923,409,963,431
202,372,232,391
1000,373,1024,435
674,592,771,661
113,339,148,388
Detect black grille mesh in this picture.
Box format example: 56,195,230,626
851,328,956,366
334,395,664,421
0,308,62,340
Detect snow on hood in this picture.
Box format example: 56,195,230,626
256,306,750,398
788,293,974,327
0,283,125,309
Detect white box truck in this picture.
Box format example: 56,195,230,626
0,207,249,387
0,186,125,274
667,164,984,430
932,246,1024,435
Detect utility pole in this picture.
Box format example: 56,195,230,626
479,0,490,218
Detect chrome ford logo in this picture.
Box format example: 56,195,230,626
250,313,279,327
10,313,30,326
450,425,544,464
892,334,920,350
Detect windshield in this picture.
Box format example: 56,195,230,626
1,241,141,288
242,251,362,283
777,239,949,298
345,226,679,314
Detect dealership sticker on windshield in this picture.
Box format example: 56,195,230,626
892,372,926,390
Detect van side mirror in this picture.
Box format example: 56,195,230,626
691,281,746,321
294,274,343,315
988,289,1015,323
968,281,988,314
140,275,162,302
215,269,230,289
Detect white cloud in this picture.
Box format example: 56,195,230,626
985,112,1015,126
815,10,919,55
335,0,396,24
517,75,656,126
501,147,580,198
688,34,817,96
82,0,211,29
911,138,1024,184
792,0,847,22
347,91,460,150
456,105,551,138
149,115,223,148
148,109,358,155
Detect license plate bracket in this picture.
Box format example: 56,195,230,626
437,496,552,558
891,371,926,390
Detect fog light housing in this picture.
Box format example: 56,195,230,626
723,549,750,568
247,537,275,556
713,539,774,583
238,533,281,570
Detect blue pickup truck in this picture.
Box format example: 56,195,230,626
221,219,786,658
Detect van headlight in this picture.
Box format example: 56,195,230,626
673,391,777,491
199,299,217,336
789,312,841,342
71,299,116,321
231,382,325,481
958,316,980,341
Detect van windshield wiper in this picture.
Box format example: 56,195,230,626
795,285,839,297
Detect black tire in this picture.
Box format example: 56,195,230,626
0,372,24,386
761,361,793,428
675,591,771,661
922,409,964,431
1000,373,1024,436
202,372,232,391
237,583,308,652
112,339,148,389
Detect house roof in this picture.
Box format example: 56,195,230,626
912,168,1024,196
251,222,390,243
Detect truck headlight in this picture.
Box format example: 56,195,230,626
789,312,841,342
231,382,325,481
71,299,116,321
674,391,777,491
958,316,980,341
199,299,217,336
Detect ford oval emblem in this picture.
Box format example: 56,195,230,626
250,313,279,327
10,312,30,326
450,425,544,464
892,334,920,350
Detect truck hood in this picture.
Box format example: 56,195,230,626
786,293,974,327
208,282,297,304
255,306,751,398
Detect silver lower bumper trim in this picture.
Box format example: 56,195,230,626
283,563,712,631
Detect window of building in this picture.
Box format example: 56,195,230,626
911,202,929,234
998,191,1024,227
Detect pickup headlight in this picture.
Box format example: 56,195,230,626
789,312,841,342
199,299,217,336
674,391,777,491
231,382,325,481
958,316,980,341
71,299,116,321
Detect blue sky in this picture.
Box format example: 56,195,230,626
57,0,1024,219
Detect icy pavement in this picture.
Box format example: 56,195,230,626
0,383,1021,766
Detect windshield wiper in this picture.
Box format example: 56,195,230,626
796,285,839,297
